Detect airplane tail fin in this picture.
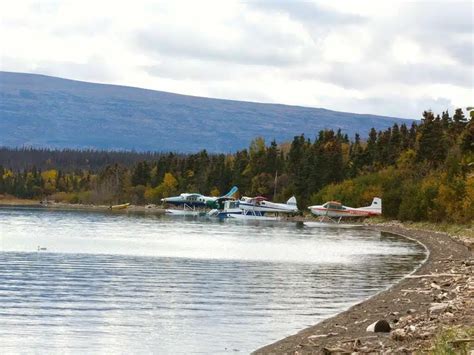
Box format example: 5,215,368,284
286,196,297,206
365,197,382,214
223,186,238,198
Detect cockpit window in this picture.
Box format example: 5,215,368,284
325,202,344,210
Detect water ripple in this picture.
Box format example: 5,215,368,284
0,208,425,354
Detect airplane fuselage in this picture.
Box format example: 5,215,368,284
162,194,213,207
308,198,382,218
308,206,374,218
161,186,239,209
238,197,298,214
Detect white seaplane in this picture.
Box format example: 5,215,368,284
162,186,238,216
210,195,298,220
305,197,382,227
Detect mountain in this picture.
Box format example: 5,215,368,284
0,71,412,152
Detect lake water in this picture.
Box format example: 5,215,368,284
0,207,425,354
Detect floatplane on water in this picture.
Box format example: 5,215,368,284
305,198,382,228
209,196,298,220
162,186,238,216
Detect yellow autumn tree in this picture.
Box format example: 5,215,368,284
41,169,58,194
210,187,220,197
145,172,179,203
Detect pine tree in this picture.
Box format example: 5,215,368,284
452,108,467,135
416,111,448,166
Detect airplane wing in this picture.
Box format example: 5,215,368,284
215,196,233,202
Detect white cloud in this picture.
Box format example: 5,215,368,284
0,0,472,118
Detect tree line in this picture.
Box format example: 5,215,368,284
1,108,472,223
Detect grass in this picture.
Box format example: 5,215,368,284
404,221,474,239
0,194,39,205
365,216,474,239
430,326,474,354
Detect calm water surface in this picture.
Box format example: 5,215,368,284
0,207,425,354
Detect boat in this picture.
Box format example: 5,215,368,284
109,203,130,210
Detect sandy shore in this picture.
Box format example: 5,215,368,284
254,224,473,354
0,196,41,206
0,199,167,214
43,202,167,214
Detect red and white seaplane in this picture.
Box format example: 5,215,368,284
306,198,382,227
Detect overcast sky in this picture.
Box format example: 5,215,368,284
1,0,473,118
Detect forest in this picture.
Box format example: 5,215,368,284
1,108,473,223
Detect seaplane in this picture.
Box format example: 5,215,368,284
305,197,382,227
239,196,298,213
161,186,238,216
211,196,298,220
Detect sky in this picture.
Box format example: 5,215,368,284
0,0,473,119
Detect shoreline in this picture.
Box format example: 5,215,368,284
0,199,167,214
254,225,473,354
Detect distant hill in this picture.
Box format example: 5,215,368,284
0,71,412,152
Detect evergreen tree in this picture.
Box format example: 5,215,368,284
452,108,467,135
416,111,448,166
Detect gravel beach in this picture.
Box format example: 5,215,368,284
254,224,473,354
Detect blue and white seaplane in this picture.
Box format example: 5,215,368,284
305,197,381,227
209,196,298,220
161,186,238,216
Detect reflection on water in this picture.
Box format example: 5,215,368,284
0,207,425,354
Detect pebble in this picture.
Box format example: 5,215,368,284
366,320,391,333
429,303,448,314
391,328,406,341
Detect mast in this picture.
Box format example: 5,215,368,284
273,170,278,200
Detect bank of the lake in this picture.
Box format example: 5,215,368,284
0,195,40,206
254,224,473,354
0,196,167,214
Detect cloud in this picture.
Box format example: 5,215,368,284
377,1,474,66
0,0,472,119
134,11,312,67
32,57,116,83
314,61,473,89
135,29,303,67
143,58,264,81
321,95,454,120
400,1,473,35
248,1,365,26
